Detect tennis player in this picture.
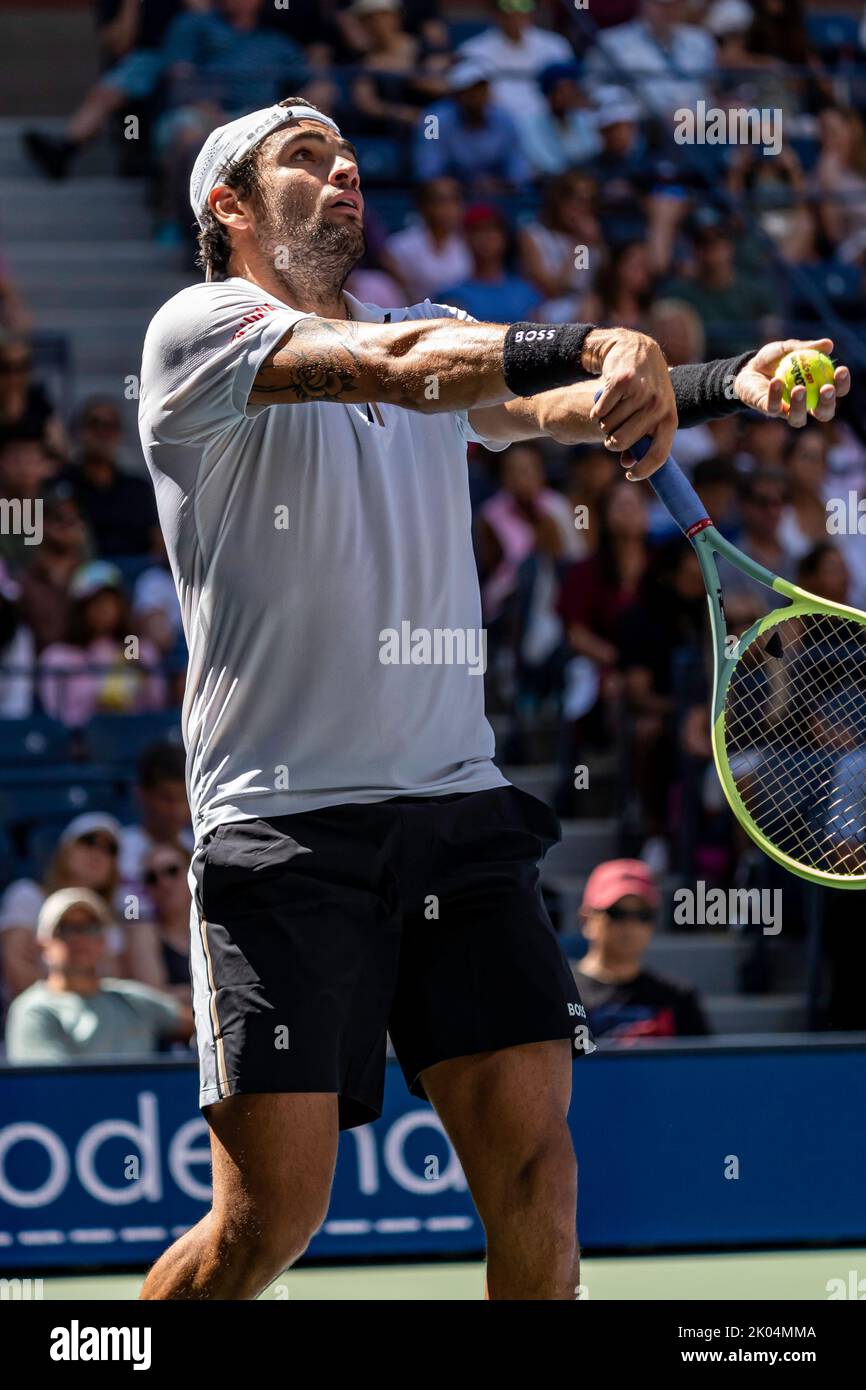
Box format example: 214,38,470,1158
137,100,848,1301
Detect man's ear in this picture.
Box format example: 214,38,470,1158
209,184,252,231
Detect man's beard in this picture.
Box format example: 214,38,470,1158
258,198,366,303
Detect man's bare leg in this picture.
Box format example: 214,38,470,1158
139,1092,338,1300
421,1039,578,1300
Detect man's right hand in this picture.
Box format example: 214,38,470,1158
584,328,678,478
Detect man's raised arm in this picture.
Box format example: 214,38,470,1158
250,316,678,474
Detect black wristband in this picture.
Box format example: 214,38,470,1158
502,322,597,397
669,349,757,429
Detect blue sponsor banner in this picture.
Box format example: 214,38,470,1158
1,1041,865,1270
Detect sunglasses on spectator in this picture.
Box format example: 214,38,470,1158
77,832,118,855
145,862,182,887
605,904,655,924
56,920,104,940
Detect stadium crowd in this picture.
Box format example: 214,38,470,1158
2,0,866,1057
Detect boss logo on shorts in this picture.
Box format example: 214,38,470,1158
568,1002,587,1019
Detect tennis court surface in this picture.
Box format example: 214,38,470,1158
39,1248,866,1301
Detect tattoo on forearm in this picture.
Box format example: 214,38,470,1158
253,319,363,404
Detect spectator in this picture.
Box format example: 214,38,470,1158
350,0,448,135
585,86,647,224
476,440,577,625
0,243,30,335
573,859,711,1040
17,482,90,651
439,204,539,323
161,0,308,117
797,541,851,607
0,331,64,453
564,446,616,558
0,813,125,1001
517,61,602,177
22,0,189,181
119,740,193,918
155,0,309,238
38,561,167,728
131,534,184,659
457,0,574,120
518,172,601,321
555,480,650,811
581,239,656,331
0,561,34,718
718,470,797,611
5,888,190,1061
585,0,716,119
61,398,160,558
778,426,830,561
815,106,866,263
0,434,56,575
124,841,193,1006
414,60,530,190
383,179,472,304
337,0,448,55
663,220,778,359
618,539,707,860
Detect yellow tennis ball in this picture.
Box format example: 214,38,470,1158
773,349,835,411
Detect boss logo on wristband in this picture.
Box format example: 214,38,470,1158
512,329,557,342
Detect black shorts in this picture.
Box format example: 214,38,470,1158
190,785,594,1129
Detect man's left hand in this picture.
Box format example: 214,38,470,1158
734,338,850,426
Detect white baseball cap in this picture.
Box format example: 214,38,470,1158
59,811,122,848
37,887,112,943
189,103,343,227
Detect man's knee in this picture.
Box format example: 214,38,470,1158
210,1189,330,1284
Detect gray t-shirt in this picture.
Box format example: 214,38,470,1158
5,979,180,1060
138,278,509,838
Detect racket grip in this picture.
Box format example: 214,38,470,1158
631,436,711,537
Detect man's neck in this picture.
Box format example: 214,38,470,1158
227,265,351,320
47,969,100,996
579,951,642,984
80,455,116,485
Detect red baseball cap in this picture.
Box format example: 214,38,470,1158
581,859,660,912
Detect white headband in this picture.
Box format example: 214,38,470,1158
189,104,343,228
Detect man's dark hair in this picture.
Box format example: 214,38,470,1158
196,97,329,281
138,739,186,789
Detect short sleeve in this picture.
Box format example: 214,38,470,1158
139,280,310,448
5,998,68,1061
110,979,181,1035
422,299,511,454
0,879,44,932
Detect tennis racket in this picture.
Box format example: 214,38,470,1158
631,434,866,888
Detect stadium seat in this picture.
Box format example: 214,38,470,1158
447,19,488,46
81,710,183,767
0,716,71,767
350,137,408,186
0,779,123,827
806,14,861,55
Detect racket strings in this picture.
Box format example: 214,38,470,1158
723,611,866,876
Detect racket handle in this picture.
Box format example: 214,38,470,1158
630,436,711,537
590,390,711,535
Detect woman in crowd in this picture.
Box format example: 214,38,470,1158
124,840,193,1021
518,171,602,321
0,330,64,452
0,812,124,1000
350,0,448,135
38,561,166,728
